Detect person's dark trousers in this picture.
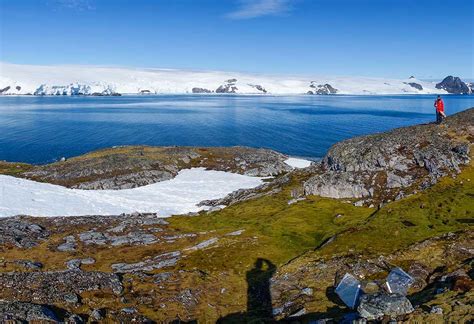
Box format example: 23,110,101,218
436,112,443,124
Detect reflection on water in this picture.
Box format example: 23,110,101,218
0,94,473,164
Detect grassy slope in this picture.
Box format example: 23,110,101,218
0,161,33,176
0,161,472,321
170,174,373,271
318,161,473,257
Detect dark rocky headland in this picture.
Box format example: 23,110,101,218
0,108,473,323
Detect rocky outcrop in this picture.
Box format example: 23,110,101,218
271,231,474,321
20,146,291,189
304,108,473,203
216,79,238,93
91,91,122,96
0,270,123,303
0,86,11,94
57,235,77,251
357,293,414,319
111,251,181,272
307,82,338,95
80,170,174,190
79,230,158,246
192,87,212,93
199,172,291,206
0,301,59,322
404,82,423,91
436,76,470,94
248,84,267,93
0,217,49,248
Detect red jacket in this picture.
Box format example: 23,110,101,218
435,99,444,113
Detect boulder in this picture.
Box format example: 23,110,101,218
90,308,105,320
357,293,414,320
111,251,181,272
57,235,77,252
436,76,470,94
185,238,218,251
14,259,43,270
65,257,96,270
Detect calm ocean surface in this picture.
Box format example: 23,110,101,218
0,94,473,164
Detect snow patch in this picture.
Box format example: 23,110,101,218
0,168,263,218
285,157,312,169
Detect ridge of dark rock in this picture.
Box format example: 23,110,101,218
304,108,473,204
436,76,470,94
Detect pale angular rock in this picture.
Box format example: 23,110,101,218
357,293,414,320
111,251,181,272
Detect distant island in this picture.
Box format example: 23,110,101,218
1,62,472,96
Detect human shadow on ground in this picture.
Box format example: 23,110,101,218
218,258,276,323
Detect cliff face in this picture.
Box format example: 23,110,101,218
304,108,473,205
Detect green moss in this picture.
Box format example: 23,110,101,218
0,161,33,175
170,161,473,276
170,178,373,271
319,164,474,256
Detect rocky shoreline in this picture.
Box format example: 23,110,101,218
0,108,472,322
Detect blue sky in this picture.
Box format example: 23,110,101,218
0,0,472,79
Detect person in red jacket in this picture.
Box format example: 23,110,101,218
434,95,446,124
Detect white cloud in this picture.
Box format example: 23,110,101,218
227,0,292,19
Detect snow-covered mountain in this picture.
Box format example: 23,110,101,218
0,62,450,96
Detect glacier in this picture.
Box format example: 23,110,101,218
0,62,447,96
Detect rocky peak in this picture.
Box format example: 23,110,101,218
307,82,338,95
216,78,238,93
436,76,470,94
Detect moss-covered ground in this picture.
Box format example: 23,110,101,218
0,159,472,322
